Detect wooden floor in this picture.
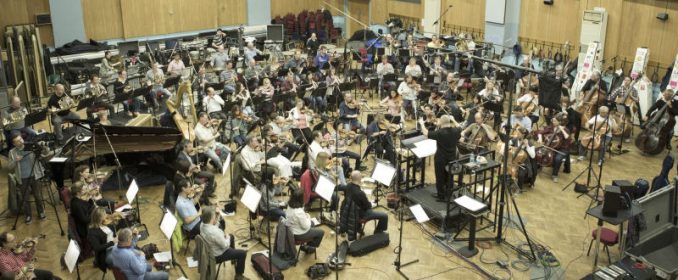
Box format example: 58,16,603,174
0,99,670,280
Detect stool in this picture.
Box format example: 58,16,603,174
587,227,618,264
295,239,317,264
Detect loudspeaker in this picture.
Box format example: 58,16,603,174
612,180,634,196
544,0,554,5
602,185,622,217
35,14,51,26
657,13,669,21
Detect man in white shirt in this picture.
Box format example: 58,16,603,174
199,207,249,280
376,55,395,98
211,46,230,70
167,53,185,77
243,42,262,62
404,57,422,78
195,112,230,171
501,107,533,133
203,87,226,119
307,131,346,185
240,137,277,184
578,106,617,165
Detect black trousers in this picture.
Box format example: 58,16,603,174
33,269,56,280
215,235,247,274
434,157,450,197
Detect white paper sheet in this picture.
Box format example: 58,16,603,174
371,161,396,186
64,239,80,273
186,256,199,268
160,211,178,239
315,175,336,202
49,157,68,163
76,136,91,142
410,139,437,158
454,195,487,212
409,204,430,223
153,251,172,262
126,179,138,204
221,153,231,176
115,204,132,212
240,184,262,213
310,217,320,227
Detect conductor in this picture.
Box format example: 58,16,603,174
418,115,461,201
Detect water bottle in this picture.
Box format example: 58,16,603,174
470,152,476,164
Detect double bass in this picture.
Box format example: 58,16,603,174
576,83,605,128
635,97,676,155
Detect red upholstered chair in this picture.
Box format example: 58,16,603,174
587,227,619,264
110,266,127,280
295,239,317,264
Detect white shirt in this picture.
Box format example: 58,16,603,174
398,82,417,101
516,94,539,117
587,115,617,137
167,59,185,76
376,63,394,78
200,222,230,257
404,64,422,77
100,226,115,243
195,122,218,148
241,145,264,172
203,95,225,114
285,207,312,235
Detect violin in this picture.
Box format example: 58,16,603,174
185,184,205,199
378,119,400,133
12,235,45,254
103,212,125,225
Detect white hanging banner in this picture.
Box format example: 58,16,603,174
631,47,650,79
571,42,599,100
668,54,678,92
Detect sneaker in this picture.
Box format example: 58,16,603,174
598,160,603,166
25,216,32,224
39,212,46,220
357,166,368,171
577,156,585,161
552,176,559,183
127,112,133,117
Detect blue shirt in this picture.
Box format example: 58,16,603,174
110,239,147,280
315,53,330,69
176,195,201,231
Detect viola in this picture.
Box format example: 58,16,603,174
12,235,45,254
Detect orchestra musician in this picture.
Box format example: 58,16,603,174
461,112,498,152
220,61,237,94
211,28,226,49
288,99,315,144
501,106,533,134
477,80,503,128
380,90,404,122
240,137,277,184
86,74,115,121
244,41,263,62
225,105,251,146
100,50,120,79
304,72,326,112
398,75,420,120
145,62,172,108
48,84,79,145
231,82,253,114
499,126,537,188
244,59,263,90
366,113,397,164
427,35,444,49
421,104,437,130
429,56,447,84
536,114,571,183
326,125,366,170
167,53,186,77
211,46,231,70
308,131,347,185
306,33,320,56
261,126,297,180
342,171,388,238
285,189,326,255
174,178,203,236
516,85,540,125
198,207,250,280
281,71,300,110
339,93,365,133
110,228,169,280
195,112,231,172
315,46,331,69
285,50,306,72
8,133,46,225
265,56,283,80
404,57,422,78
325,66,342,102
69,182,96,240
0,232,59,280
203,87,227,119
581,71,608,97
643,89,678,149
255,77,275,118
577,105,617,165
177,141,216,198
609,76,639,126
87,208,117,273
268,116,300,158
376,55,395,97
419,115,461,201
73,165,116,209
2,96,37,148
113,70,141,117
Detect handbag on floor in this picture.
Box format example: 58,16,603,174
348,232,390,257
251,252,284,280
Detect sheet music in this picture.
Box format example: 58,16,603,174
221,153,231,176
309,141,323,160
186,256,199,268
126,179,138,204
64,239,80,273
409,204,430,223
49,157,68,163
160,211,178,239
240,184,262,213
115,204,132,212
153,251,172,262
411,139,437,158
315,175,336,202
371,161,396,186
454,195,487,212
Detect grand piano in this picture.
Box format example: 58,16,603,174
49,125,183,191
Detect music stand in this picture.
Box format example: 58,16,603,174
163,75,180,89
76,97,95,111
339,81,355,92
64,239,81,280
398,49,410,57
370,159,396,210
158,210,187,277
25,109,47,127
383,74,398,83
238,183,263,248
254,54,270,62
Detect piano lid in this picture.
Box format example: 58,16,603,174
59,125,183,162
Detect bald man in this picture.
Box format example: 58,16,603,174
344,171,388,236
419,115,462,200
47,84,80,144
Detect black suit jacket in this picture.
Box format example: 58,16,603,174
87,227,114,271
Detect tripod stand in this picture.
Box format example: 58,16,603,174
393,194,419,280
10,143,65,236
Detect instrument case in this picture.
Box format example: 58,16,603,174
625,183,678,279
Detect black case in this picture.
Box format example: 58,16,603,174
251,253,284,280
348,232,390,257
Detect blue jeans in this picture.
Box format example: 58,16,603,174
363,209,388,233
552,151,570,176
123,97,141,113
204,143,230,170
143,264,169,280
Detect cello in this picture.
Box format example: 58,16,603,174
535,126,563,167
635,94,676,155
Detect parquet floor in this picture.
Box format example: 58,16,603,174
0,97,670,280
